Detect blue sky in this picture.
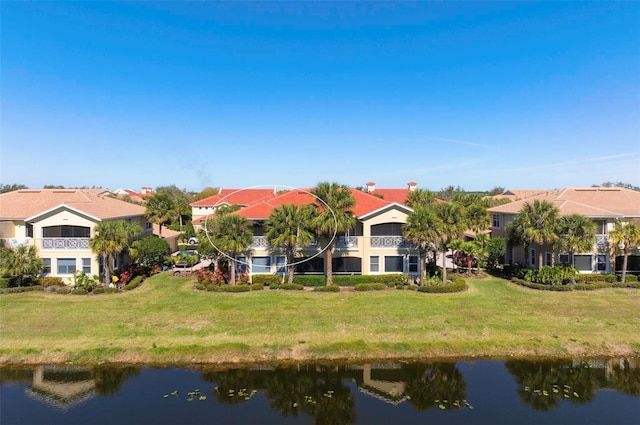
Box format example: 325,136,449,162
2,2,639,192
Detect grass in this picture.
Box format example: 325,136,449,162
1,272,639,365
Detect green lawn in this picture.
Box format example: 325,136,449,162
1,273,639,364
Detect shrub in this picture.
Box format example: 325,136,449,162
0,278,11,289
273,283,304,291
354,283,386,291
250,283,264,291
124,275,145,291
222,284,251,293
417,280,467,293
292,275,326,287
54,286,71,294
575,274,609,284
314,285,340,292
36,277,65,287
72,288,88,295
252,275,282,286
194,283,206,291
0,286,45,294
622,274,638,283
605,274,618,283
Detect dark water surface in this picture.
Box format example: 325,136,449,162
1,358,638,425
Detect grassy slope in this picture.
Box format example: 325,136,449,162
1,273,639,364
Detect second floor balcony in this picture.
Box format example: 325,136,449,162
42,238,90,250
370,236,416,249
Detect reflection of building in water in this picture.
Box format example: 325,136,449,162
26,365,96,410
572,357,640,378
352,364,408,405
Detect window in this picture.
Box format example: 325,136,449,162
145,221,152,230
43,226,90,238
57,258,76,274
597,255,607,271
42,258,52,275
530,248,536,267
251,256,271,274
385,256,404,273
370,256,380,273
558,254,570,264
492,214,500,228
82,258,91,273
332,257,362,274
235,256,248,273
371,223,404,236
545,252,552,267
294,256,324,274
574,255,592,272
275,256,286,275
408,255,419,273
26,223,34,238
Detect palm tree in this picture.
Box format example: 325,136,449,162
506,200,559,270
609,221,640,283
265,203,317,283
402,206,443,284
434,203,468,284
311,182,356,286
466,202,491,239
0,245,43,286
145,191,176,237
208,213,253,285
89,220,142,283
406,188,438,208
555,214,596,267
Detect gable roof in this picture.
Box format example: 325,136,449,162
490,189,549,202
0,189,146,221
487,187,640,218
234,188,403,220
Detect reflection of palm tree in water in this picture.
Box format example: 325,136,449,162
404,362,467,411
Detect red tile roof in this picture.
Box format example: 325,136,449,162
190,188,276,207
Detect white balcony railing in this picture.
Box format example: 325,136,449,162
41,238,90,250
595,234,608,251
250,236,271,249
370,236,416,249
336,236,358,249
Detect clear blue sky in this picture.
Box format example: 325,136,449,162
2,1,639,192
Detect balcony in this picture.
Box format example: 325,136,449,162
41,238,90,250
370,236,416,249
336,236,358,249
595,234,608,251
250,236,271,249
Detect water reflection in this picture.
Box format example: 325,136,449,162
505,357,640,411
1,358,638,424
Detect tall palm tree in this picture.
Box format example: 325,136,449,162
555,214,596,267
609,221,640,283
0,244,43,286
434,203,468,284
208,213,253,285
265,203,317,283
145,191,176,237
506,200,559,270
89,220,142,283
466,203,491,239
311,182,356,286
402,206,443,284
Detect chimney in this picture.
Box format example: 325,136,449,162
141,186,153,194
366,182,376,193
407,182,418,191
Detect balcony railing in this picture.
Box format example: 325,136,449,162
41,238,90,250
595,234,608,251
370,236,416,249
336,236,358,249
250,236,271,249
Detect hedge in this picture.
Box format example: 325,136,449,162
124,275,145,291
512,278,640,291
250,284,264,291
354,283,386,291
292,275,326,287
0,286,45,294
291,274,411,287
270,283,304,291
36,277,65,287
251,275,282,286
417,280,468,293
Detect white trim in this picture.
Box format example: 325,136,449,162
25,204,101,223
358,203,413,221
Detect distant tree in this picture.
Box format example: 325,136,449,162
593,181,640,191
403,206,443,284
311,182,356,286
43,185,66,189
466,202,491,237
488,186,505,196
265,204,317,283
145,192,176,237
0,184,28,193
194,186,220,201
485,237,506,270
0,245,43,286
609,221,640,283
206,213,253,285
554,214,596,267
129,237,171,266
89,220,142,283
156,185,193,228
437,185,464,202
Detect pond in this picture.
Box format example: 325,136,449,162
1,358,638,424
